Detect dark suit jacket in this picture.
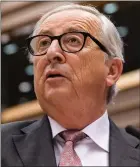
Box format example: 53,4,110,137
2,115,140,166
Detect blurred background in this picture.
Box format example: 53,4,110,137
1,1,140,128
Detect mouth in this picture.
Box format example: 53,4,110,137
46,71,65,80
47,74,64,78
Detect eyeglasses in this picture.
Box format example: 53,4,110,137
26,32,109,56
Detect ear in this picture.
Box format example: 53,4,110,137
106,58,123,87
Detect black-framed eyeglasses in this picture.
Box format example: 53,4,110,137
26,32,109,56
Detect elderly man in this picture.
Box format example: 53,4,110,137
2,4,140,166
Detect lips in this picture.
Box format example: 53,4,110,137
46,70,65,80
48,74,63,78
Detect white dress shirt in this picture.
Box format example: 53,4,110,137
48,111,109,166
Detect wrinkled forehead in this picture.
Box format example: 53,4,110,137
35,9,102,37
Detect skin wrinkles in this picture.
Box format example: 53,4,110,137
71,50,90,99
65,49,93,102
33,9,122,129
34,58,47,91
70,63,82,99
38,10,101,38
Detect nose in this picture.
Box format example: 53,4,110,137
45,40,66,64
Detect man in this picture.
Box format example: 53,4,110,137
2,4,140,166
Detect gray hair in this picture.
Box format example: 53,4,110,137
32,4,124,104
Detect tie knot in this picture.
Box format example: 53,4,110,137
60,130,86,144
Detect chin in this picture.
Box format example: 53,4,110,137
57,115,86,130
62,122,86,130
44,84,73,101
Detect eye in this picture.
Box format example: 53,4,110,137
61,33,84,52
39,38,51,47
67,36,81,45
36,37,51,52
69,37,78,43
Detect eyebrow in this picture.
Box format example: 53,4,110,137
38,26,86,35
38,30,52,35
65,27,84,32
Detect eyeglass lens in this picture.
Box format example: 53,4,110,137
30,32,85,55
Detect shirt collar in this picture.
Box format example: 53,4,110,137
48,111,109,152
82,111,109,152
48,116,66,138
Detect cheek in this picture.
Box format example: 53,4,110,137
65,50,106,86
80,50,107,85
33,57,48,91
34,57,47,78
64,54,82,81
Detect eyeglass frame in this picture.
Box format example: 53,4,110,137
26,31,110,56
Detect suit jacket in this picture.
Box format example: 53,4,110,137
2,115,140,166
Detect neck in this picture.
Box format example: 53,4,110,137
42,96,107,130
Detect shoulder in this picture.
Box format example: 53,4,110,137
2,119,37,138
109,118,140,148
1,120,38,160
120,127,140,148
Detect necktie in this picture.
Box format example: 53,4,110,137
59,130,86,166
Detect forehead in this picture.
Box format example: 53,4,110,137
37,9,101,36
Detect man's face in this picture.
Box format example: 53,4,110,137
33,9,109,127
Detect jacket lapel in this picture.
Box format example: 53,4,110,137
109,119,140,166
12,116,140,166
13,116,57,166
